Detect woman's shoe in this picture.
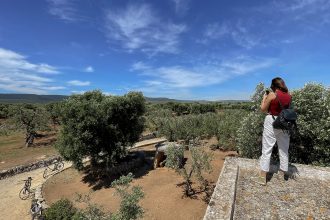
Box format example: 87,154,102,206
278,170,290,181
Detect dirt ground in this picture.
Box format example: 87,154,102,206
0,160,71,220
43,139,236,220
0,131,58,170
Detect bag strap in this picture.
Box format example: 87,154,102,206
275,93,284,110
275,92,292,110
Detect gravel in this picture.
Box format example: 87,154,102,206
234,169,330,220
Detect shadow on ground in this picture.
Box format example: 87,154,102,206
81,149,156,191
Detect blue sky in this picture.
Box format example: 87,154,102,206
0,0,329,100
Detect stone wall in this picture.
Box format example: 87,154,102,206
203,157,330,220
101,152,146,176
0,156,61,180
139,132,157,141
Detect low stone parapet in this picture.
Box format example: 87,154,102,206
0,156,61,180
204,157,330,220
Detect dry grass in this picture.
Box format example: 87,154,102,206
0,131,58,170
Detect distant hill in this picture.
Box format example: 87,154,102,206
0,94,68,103
0,94,249,104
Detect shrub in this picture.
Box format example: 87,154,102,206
216,110,246,150
148,110,246,150
45,198,77,220
144,108,172,132
56,91,145,169
73,193,109,220
164,143,184,169
237,83,330,166
0,103,10,119
111,173,144,220
290,83,330,165
150,113,221,143
165,144,213,196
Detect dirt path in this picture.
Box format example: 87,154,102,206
0,138,165,220
0,162,71,220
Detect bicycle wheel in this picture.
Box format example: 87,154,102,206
57,162,64,171
43,168,48,179
19,188,30,200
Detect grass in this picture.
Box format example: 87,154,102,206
0,131,58,170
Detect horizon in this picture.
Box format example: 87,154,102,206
0,93,250,102
1,0,330,100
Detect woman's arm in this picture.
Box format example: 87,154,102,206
260,92,276,113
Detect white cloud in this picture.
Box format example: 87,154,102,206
40,86,66,90
67,80,90,86
204,23,229,39
0,48,63,94
104,3,187,55
84,66,94,72
71,90,85,94
47,0,83,22
282,0,330,12
131,56,275,91
277,0,330,24
201,22,261,49
130,61,151,72
0,48,59,74
171,0,190,15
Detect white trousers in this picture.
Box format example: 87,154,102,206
260,115,290,172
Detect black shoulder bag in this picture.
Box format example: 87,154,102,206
272,94,298,135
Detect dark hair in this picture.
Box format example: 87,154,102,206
271,77,288,93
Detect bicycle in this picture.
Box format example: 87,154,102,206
19,177,33,200
43,158,64,179
30,199,45,220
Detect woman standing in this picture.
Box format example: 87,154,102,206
254,77,292,185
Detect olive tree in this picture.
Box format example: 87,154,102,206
165,144,213,196
236,83,266,158
10,104,50,147
237,83,330,166
45,102,63,130
56,90,145,169
0,103,10,119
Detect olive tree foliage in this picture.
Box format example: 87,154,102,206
110,173,144,220
290,83,330,165
9,104,50,147
0,103,10,119
56,91,146,169
236,83,266,158
165,144,213,196
146,109,246,150
45,102,63,130
164,143,185,169
237,83,330,166
216,110,244,150
146,112,221,143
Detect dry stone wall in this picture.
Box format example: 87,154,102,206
0,156,61,180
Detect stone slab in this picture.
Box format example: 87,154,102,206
204,157,330,220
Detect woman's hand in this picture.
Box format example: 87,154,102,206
260,92,276,113
263,93,268,99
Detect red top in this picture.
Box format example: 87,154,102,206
268,90,291,116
